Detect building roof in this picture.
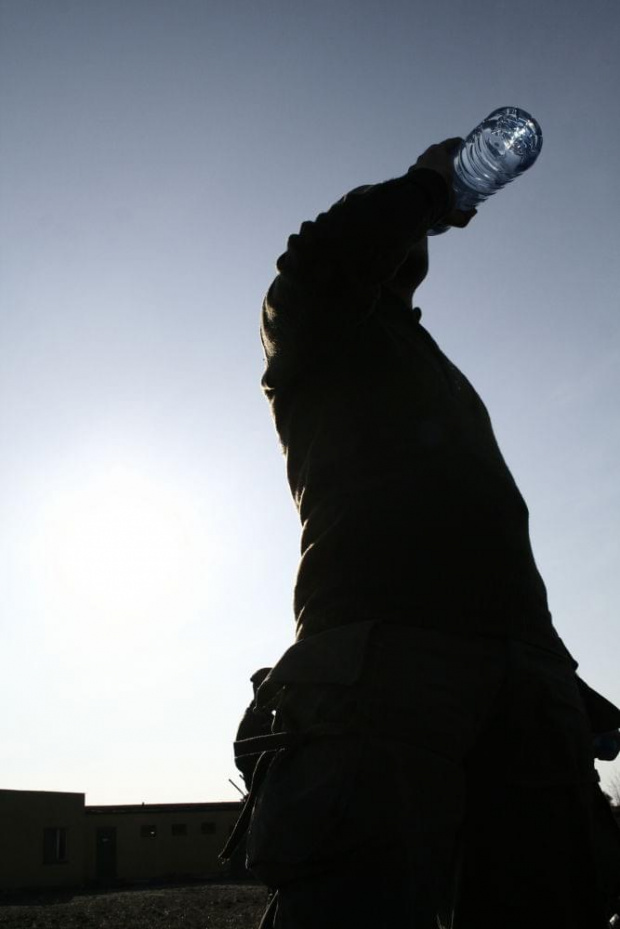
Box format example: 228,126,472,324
85,801,241,815
0,788,85,799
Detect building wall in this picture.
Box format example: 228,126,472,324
0,789,85,892
83,803,242,885
1,791,243,892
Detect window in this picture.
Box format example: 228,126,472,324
171,823,187,836
201,821,216,835
43,827,68,864
140,824,157,839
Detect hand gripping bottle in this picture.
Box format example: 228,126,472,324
428,106,543,235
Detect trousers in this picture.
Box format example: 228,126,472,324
246,625,617,928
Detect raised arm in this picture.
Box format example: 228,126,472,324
261,139,475,383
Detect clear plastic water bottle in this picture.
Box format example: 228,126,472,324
428,106,543,235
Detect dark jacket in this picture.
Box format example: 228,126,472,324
261,165,567,655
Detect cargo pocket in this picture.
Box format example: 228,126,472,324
246,733,368,887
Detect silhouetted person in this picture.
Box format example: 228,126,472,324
241,139,620,928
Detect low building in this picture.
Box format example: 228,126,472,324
0,790,85,892
84,801,244,886
0,789,243,893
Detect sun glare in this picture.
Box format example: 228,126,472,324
33,462,210,649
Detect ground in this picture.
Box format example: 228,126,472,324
0,882,269,929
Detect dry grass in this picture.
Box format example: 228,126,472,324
0,882,269,929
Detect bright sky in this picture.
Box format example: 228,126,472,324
1,0,618,805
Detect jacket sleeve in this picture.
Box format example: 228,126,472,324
261,167,452,383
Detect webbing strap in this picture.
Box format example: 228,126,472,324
219,750,277,862
233,730,300,760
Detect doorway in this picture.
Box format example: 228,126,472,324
95,827,117,882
